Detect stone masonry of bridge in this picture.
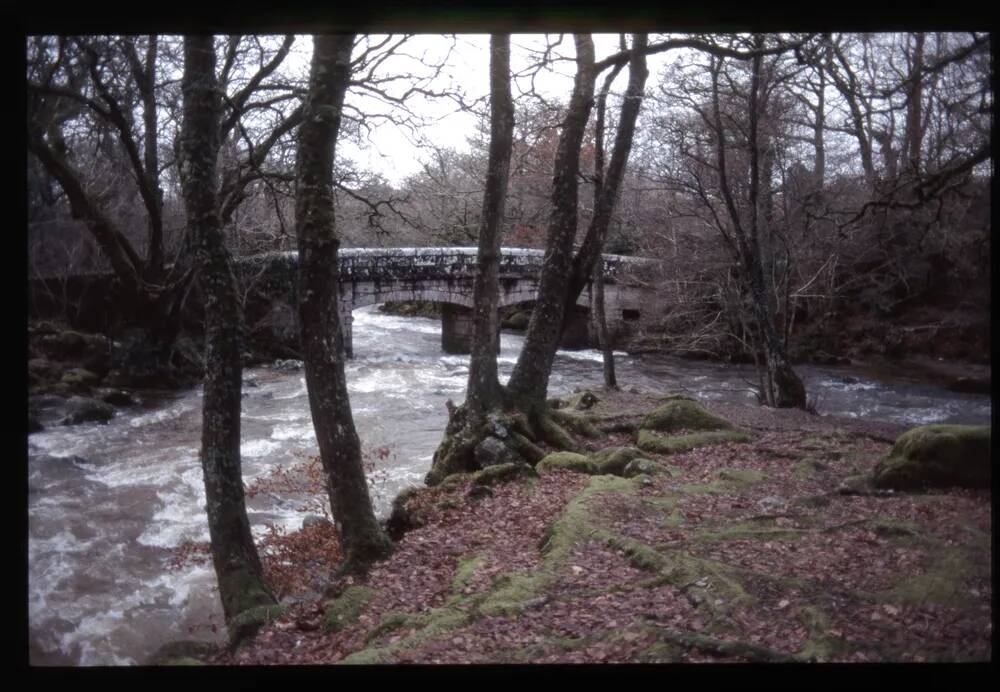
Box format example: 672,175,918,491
237,247,654,358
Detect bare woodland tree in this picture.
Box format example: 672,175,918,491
178,35,276,642
294,34,393,571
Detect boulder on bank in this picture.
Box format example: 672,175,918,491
871,424,991,490
636,397,749,455
641,397,734,433
536,452,596,475
501,310,530,331
59,396,116,425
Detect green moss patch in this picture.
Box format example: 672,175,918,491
228,603,287,645
637,428,750,455
537,452,596,475
323,586,374,632
590,446,644,475
641,399,735,434
472,462,538,486
872,424,991,490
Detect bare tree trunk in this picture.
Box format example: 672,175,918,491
565,34,649,311
904,32,926,176
593,260,617,389
747,46,806,409
179,35,275,635
466,34,514,415
712,47,806,410
813,54,826,190
507,34,596,410
295,34,391,571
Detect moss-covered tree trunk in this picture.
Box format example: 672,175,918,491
295,34,392,570
179,35,275,629
466,34,514,416
506,34,596,411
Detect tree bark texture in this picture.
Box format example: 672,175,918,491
566,34,649,309
507,34,596,408
466,34,515,415
295,34,392,569
179,35,275,625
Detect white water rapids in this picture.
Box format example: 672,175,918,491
27,305,991,665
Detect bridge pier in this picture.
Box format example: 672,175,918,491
559,306,594,349
340,305,354,359
441,304,474,354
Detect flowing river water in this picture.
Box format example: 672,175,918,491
27,305,991,665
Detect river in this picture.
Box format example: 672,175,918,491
27,305,991,665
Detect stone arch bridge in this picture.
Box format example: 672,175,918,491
237,247,656,357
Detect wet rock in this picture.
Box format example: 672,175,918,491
871,424,991,490
28,357,62,382
61,367,101,389
473,436,521,468
28,412,43,433
273,358,304,372
36,329,109,363
302,514,333,530
95,388,138,407
59,396,116,426
946,376,991,395
622,458,663,477
146,640,219,666
565,389,600,411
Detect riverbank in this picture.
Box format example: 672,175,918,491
188,390,990,665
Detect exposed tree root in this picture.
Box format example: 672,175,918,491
426,392,605,486
652,629,798,663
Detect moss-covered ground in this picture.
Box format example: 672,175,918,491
213,392,991,665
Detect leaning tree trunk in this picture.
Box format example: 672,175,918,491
506,34,596,412
179,35,275,635
295,34,392,571
466,34,515,416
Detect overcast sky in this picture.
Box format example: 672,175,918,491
332,34,672,186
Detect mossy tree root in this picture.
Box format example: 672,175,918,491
652,630,798,663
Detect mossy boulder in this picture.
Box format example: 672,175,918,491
324,586,374,632
590,446,644,475
146,640,219,665
536,452,596,475
472,461,538,486
502,310,530,330
871,424,991,490
58,396,116,425
61,368,101,388
641,398,734,434
637,428,750,455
